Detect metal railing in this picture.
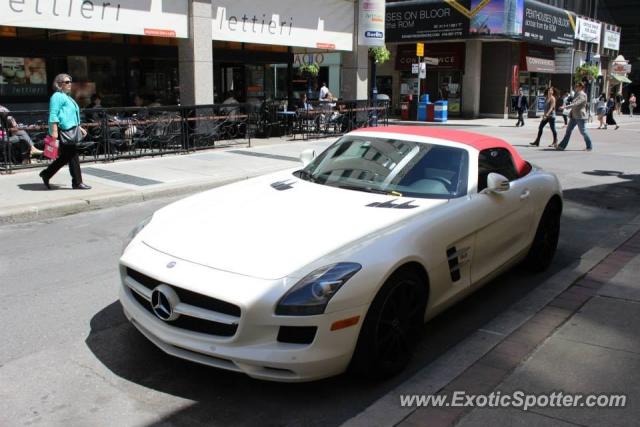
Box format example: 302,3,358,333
1,100,389,173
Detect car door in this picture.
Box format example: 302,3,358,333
470,148,534,284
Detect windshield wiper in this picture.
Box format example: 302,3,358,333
336,184,401,197
296,170,316,183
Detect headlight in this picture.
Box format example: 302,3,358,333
122,215,153,252
275,263,362,316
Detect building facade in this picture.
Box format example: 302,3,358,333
0,0,368,110
380,0,620,118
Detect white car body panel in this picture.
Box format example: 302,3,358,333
142,171,447,280
119,130,562,382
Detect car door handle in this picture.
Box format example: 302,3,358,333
520,190,530,200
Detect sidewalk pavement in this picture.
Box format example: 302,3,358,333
344,218,640,427
391,112,636,129
394,227,640,427
3,113,638,224
0,136,334,224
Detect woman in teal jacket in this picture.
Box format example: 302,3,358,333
39,73,91,190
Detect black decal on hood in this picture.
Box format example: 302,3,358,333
366,199,418,209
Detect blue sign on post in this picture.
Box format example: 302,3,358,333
365,31,384,39
537,96,546,112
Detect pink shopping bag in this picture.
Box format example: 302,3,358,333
43,135,58,159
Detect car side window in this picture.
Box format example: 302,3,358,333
477,148,518,192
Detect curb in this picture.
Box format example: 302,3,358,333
0,176,250,225
388,120,490,128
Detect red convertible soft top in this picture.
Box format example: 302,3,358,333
355,126,531,177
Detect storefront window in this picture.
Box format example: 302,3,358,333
264,64,289,101
128,58,179,106
518,72,553,115
0,56,47,97
246,64,265,102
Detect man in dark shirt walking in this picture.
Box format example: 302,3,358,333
513,87,529,127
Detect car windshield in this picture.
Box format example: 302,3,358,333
294,136,469,199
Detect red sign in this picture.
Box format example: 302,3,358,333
144,28,177,38
511,65,519,94
316,43,336,50
396,43,465,71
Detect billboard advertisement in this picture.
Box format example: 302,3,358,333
385,0,470,42
522,0,575,47
469,0,524,36
603,29,621,51
386,0,525,42
575,17,602,44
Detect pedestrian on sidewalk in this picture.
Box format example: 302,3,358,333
39,73,91,190
530,87,557,148
0,104,44,157
513,87,528,127
596,95,607,129
615,93,623,115
630,94,636,117
557,91,570,127
605,94,620,130
557,82,593,151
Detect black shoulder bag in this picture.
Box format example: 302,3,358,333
59,126,83,145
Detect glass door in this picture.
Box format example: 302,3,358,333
217,63,244,103
438,71,462,116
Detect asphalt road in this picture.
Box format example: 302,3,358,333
2,120,640,426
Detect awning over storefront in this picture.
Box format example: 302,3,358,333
212,0,354,51
0,0,189,38
395,43,465,71
612,75,632,83
521,45,556,73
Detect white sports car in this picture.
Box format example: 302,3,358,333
119,126,562,382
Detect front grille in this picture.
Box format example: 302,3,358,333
127,268,241,317
126,267,240,337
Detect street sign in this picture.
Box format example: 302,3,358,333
416,42,424,57
419,62,427,79
423,56,439,66
411,63,420,74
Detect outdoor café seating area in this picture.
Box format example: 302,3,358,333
1,100,389,172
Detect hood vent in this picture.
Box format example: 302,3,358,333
271,180,297,191
367,199,418,209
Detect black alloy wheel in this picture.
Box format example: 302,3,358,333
524,199,562,272
350,270,427,379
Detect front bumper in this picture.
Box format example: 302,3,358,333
119,243,367,382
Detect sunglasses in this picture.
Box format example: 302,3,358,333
61,80,72,84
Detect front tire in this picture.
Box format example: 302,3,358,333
350,270,427,379
524,199,561,272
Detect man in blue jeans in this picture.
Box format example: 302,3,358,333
557,82,593,151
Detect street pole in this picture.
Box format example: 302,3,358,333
586,41,592,121
306,53,313,102
370,56,378,126
418,57,422,102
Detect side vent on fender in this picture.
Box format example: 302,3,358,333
447,246,461,282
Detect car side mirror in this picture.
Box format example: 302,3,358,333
484,173,510,193
300,148,316,167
